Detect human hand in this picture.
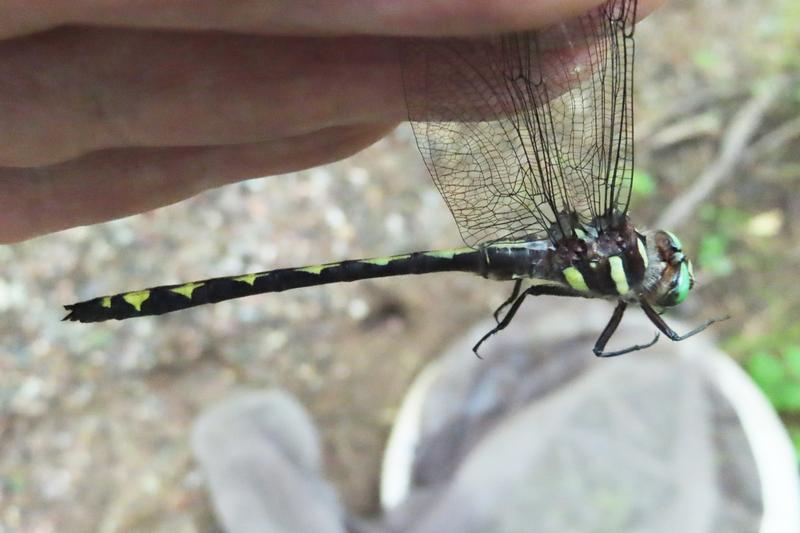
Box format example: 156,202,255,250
0,0,662,243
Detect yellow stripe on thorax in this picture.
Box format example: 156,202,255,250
637,237,649,270
563,266,590,292
608,256,630,295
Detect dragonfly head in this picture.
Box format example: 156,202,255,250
647,230,695,308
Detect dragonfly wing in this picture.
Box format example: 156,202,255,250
401,0,636,246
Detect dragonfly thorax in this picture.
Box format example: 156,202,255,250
480,217,696,312
549,216,648,301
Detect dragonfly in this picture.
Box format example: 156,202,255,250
64,0,724,357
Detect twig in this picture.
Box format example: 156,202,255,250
647,112,722,150
746,114,800,162
655,76,789,231
635,86,743,142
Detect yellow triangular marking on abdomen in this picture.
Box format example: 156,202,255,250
234,273,259,286
361,254,409,266
423,248,471,260
297,264,328,275
123,290,151,312
101,296,112,308
170,282,204,299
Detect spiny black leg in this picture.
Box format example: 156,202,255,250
473,284,579,357
593,301,660,357
474,289,529,357
493,279,522,323
640,300,729,342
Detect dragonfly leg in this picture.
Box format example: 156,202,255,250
640,300,729,342
493,279,523,323
473,284,578,357
593,301,660,358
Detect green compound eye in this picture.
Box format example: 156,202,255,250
664,230,683,251
658,260,692,307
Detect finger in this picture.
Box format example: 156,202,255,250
0,30,405,167
1,0,666,39
0,122,396,243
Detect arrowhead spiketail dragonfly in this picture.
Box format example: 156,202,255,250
65,0,724,356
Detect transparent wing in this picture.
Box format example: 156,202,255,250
401,0,635,247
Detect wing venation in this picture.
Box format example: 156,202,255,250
401,0,636,246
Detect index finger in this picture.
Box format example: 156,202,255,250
1,0,665,39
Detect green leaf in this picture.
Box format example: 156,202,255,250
698,234,734,277
693,49,722,70
6,471,26,493
791,428,800,460
776,383,800,412
784,346,800,378
746,351,786,388
632,169,656,199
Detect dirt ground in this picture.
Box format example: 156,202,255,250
1,0,798,530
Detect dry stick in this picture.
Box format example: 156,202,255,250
746,113,800,162
655,76,789,232
635,86,743,143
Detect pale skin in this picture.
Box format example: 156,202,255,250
0,0,663,243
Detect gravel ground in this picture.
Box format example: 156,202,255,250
1,125,503,530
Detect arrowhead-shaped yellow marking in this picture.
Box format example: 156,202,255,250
170,282,204,299
122,290,151,312
361,254,409,266
297,265,327,275
234,274,259,286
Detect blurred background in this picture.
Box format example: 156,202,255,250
1,0,799,530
